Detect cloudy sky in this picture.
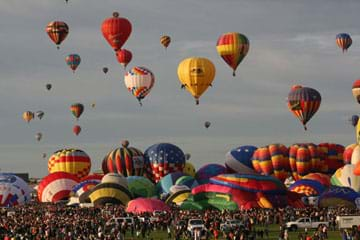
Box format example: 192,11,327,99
1,0,360,177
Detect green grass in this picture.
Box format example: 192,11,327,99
120,224,344,239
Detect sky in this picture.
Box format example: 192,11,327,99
1,0,360,178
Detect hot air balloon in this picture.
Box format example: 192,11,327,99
116,49,132,69
101,12,132,51
251,144,290,182
42,153,47,159
91,103,96,108
36,111,44,120
46,84,52,91
102,140,145,177
124,66,155,106
183,162,196,177
352,80,360,104
204,121,211,129
287,85,321,130
70,103,84,120
289,144,322,180
351,115,359,127
126,198,170,214
195,164,227,184
160,35,171,49
0,173,31,207
344,144,357,164
317,143,345,174
45,21,69,49
102,67,108,74
127,176,155,198
22,111,34,123
38,172,79,203
331,165,360,192
48,149,91,179
65,54,81,73
73,125,81,136
216,32,249,77
177,57,216,105
35,132,42,142
144,143,186,183
336,33,352,52
225,145,257,174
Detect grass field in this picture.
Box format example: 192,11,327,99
121,224,344,239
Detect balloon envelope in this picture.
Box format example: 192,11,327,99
126,198,171,214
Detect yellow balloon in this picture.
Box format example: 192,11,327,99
183,162,196,177
177,57,215,104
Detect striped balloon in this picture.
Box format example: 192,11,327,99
70,103,84,120
102,142,144,177
124,66,155,106
38,172,79,203
251,144,290,182
48,149,91,179
289,144,321,181
45,21,69,49
160,35,171,49
336,33,352,52
216,32,249,76
287,86,321,130
65,54,81,73
318,143,345,174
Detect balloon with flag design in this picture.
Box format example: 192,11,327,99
144,143,186,183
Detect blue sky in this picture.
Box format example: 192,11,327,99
0,0,360,177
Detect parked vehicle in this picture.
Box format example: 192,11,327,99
187,219,206,232
220,219,244,232
286,217,329,231
336,215,360,229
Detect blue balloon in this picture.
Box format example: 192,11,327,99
225,145,257,174
144,143,185,182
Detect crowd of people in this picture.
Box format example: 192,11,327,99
1,202,360,240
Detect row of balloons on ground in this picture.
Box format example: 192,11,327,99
44,13,355,108
2,158,360,210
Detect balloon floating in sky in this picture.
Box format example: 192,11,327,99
177,57,215,105
116,49,132,69
36,111,44,120
46,84,52,91
204,121,211,129
23,111,34,123
101,12,132,51
160,35,171,49
336,33,352,52
35,132,42,142
70,103,84,120
73,125,81,136
216,32,249,76
46,21,69,49
124,66,155,106
65,54,81,73
287,85,321,130
102,67,108,74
